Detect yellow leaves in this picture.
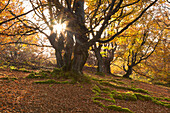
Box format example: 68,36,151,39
159,0,166,3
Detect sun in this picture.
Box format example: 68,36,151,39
53,23,67,35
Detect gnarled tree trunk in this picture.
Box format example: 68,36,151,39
71,0,88,74
63,31,74,71
48,33,64,68
72,43,88,74
123,66,133,78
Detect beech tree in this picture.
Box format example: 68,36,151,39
0,0,159,74
93,41,117,74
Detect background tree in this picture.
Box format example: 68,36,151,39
0,0,52,68
93,41,117,74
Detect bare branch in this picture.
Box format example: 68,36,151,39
0,41,52,47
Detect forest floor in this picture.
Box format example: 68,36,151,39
0,66,170,113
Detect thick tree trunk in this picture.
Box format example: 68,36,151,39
72,43,88,74
56,34,64,67
104,59,111,74
93,46,105,73
63,31,74,71
55,50,63,68
48,33,64,68
123,66,133,78
97,60,105,73
71,0,88,74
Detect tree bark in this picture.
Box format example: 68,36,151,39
123,66,133,78
71,0,88,74
104,58,111,74
93,45,105,73
48,33,64,68
63,31,74,71
72,43,88,74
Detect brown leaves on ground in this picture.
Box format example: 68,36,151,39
0,68,170,113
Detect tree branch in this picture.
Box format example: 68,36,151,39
99,0,158,43
0,41,52,47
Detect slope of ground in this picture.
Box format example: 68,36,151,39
0,66,170,113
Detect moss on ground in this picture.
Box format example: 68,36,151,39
93,97,115,103
106,105,134,113
95,72,105,76
100,81,149,94
26,73,44,79
0,76,18,81
92,97,133,113
109,79,125,85
92,81,170,113
34,79,69,84
134,93,153,101
51,68,91,84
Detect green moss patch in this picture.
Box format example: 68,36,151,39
106,105,133,113
26,73,43,79
109,79,125,85
95,72,105,76
92,97,133,113
51,68,62,77
34,79,69,84
100,81,149,94
93,97,115,103
0,76,18,81
134,93,153,101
